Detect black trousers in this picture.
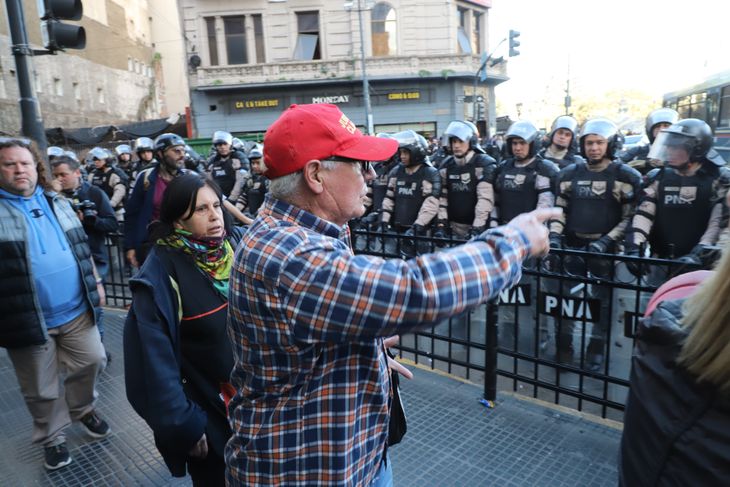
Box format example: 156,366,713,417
187,450,226,487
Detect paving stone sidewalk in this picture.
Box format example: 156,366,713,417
0,309,621,486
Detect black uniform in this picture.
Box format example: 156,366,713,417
206,154,243,198
627,163,729,259
381,163,440,230
90,167,128,211
537,147,584,170
438,153,498,229
494,156,559,225
237,173,269,217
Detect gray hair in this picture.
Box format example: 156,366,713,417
268,159,339,201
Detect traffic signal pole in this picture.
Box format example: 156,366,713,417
5,0,48,150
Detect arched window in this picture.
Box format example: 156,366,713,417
371,3,397,57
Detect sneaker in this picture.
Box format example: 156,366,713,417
44,443,72,470
79,411,111,439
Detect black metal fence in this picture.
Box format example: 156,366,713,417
101,225,711,421
350,227,710,420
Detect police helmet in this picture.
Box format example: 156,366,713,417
64,150,78,161
443,120,480,151
393,130,428,165
549,115,579,147
47,146,65,158
579,118,619,161
88,147,113,165
134,137,155,153
115,144,132,156
248,148,263,160
505,120,540,157
645,108,680,143
212,131,233,146
231,137,245,151
648,118,716,165
154,133,186,153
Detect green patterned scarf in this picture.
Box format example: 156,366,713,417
157,228,233,298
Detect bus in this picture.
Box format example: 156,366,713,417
662,69,730,162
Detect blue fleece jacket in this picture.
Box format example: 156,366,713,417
0,187,86,327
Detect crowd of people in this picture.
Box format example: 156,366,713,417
1,101,729,485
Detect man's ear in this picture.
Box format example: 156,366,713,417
302,160,325,195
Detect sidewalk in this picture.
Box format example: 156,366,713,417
0,309,621,486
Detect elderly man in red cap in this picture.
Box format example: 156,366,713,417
225,104,558,486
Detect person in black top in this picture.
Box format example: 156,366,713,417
124,174,240,486
235,147,269,218
206,131,246,201
548,118,642,370
537,115,585,169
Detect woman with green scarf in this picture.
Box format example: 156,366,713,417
124,173,241,486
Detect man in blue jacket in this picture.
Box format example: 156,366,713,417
0,138,110,470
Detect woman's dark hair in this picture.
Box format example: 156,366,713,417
148,173,228,242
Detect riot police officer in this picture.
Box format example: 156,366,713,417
380,130,440,256
115,144,140,189
207,130,246,201
231,137,251,172
88,147,128,222
134,136,156,169
236,147,269,218
548,118,641,370
47,146,65,163
495,120,559,225
436,120,498,238
625,118,730,268
494,121,559,351
538,116,584,169
619,108,680,174
361,133,400,228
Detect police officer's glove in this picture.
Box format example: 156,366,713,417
361,212,380,229
377,222,392,234
676,248,703,267
469,226,486,239
623,244,646,278
548,233,562,250
588,235,613,254
432,220,448,240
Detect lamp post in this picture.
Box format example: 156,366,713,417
346,0,374,134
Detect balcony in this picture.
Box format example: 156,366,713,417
191,54,508,90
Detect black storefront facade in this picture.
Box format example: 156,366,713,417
191,73,505,142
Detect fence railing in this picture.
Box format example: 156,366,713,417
101,225,712,420
350,227,711,420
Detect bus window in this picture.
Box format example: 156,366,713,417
678,95,692,119
719,85,730,128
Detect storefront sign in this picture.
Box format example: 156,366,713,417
234,99,280,109
312,95,350,104
387,91,420,101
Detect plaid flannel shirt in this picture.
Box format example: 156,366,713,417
225,195,530,486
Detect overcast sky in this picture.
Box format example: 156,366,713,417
488,0,730,113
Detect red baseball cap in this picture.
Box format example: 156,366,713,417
263,104,398,179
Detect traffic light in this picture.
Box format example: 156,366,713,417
509,29,520,57
477,100,486,121
38,0,86,52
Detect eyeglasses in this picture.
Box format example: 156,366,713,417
325,157,373,176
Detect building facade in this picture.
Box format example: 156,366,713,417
181,0,506,140
0,0,188,134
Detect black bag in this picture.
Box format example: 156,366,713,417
388,354,407,445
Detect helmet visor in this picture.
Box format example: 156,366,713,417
648,131,693,166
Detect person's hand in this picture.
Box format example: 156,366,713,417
96,279,106,306
507,208,563,258
126,249,138,268
623,245,646,278
188,434,208,459
588,235,613,254
50,178,63,193
383,335,414,380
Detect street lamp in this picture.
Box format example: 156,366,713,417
345,0,374,134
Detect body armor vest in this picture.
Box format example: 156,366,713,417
246,175,268,215
445,161,478,225
565,162,622,238
393,165,428,228
652,168,714,257
496,160,539,224
210,158,236,196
